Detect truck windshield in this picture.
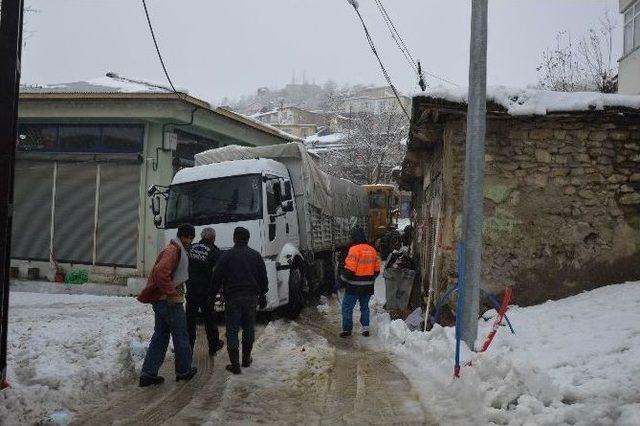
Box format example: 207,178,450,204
166,174,263,227
369,192,388,209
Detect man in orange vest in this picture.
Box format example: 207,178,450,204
339,226,381,338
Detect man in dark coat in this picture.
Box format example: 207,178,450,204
212,227,268,374
186,227,224,356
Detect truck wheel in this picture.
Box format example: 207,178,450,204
284,267,304,319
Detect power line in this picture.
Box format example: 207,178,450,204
141,0,183,99
374,0,418,72
347,2,411,121
373,0,459,88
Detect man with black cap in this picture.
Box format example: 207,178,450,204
212,226,268,374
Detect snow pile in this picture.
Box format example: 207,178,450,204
0,292,154,424
419,85,640,116
373,282,640,425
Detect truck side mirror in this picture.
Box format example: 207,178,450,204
282,200,294,212
283,180,292,201
151,196,161,216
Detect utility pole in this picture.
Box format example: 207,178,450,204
0,0,25,388
460,0,488,349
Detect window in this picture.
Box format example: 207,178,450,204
265,177,283,215
18,123,144,153
59,126,101,152
102,126,145,153
624,1,640,55
17,125,58,151
166,174,263,227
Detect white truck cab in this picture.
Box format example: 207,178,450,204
149,143,368,318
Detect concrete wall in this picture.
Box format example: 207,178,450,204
412,114,640,306
619,48,640,95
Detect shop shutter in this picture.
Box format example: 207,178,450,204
96,164,140,267
53,163,97,264
11,161,54,260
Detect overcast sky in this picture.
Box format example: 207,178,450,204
22,0,621,104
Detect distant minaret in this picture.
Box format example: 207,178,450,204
291,70,296,85
302,70,307,85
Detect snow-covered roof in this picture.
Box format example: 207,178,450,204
20,73,300,143
21,73,187,95
304,132,348,154
415,85,640,116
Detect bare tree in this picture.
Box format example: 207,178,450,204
320,106,407,185
537,10,617,93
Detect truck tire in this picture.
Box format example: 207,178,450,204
284,267,304,319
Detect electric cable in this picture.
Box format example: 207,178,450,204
141,0,184,99
373,0,459,88
346,1,411,121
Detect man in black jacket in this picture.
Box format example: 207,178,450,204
212,227,268,374
186,227,224,356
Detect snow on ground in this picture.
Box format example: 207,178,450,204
372,281,640,425
419,85,640,116
206,320,334,424
1,292,153,425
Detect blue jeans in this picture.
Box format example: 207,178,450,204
341,292,371,333
141,301,193,377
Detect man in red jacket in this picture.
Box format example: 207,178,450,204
138,224,197,387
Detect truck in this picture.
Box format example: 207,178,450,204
148,142,369,318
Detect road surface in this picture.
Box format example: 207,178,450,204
73,305,433,425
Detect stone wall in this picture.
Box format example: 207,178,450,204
413,112,640,306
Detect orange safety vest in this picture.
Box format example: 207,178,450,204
344,244,381,278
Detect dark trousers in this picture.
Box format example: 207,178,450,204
186,295,220,352
225,296,257,350
141,301,192,377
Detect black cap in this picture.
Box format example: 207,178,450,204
350,226,366,244
233,227,250,242
177,223,196,239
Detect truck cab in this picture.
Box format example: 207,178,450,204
150,158,304,314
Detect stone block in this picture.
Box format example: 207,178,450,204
630,173,640,182
564,186,577,195
574,153,591,163
597,157,612,165
485,184,514,204
619,192,640,205
530,128,554,140
578,189,595,199
589,131,608,141
632,154,640,162
554,130,568,140
500,163,519,171
620,184,635,193
553,155,569,165
570,168,585,176
608,174,628,184
609,131,630,141
508,129,528,139
535,149,552,163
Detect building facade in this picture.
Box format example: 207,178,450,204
341,86,411,115
620,0,640,94
253,106,329,139
400,89,640,308
12,75,296,285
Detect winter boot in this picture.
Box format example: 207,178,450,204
139,375,165,387
362,327,370,337
339,331,352,338
226,349,242,375
176,367,198,382
242,343,253,368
